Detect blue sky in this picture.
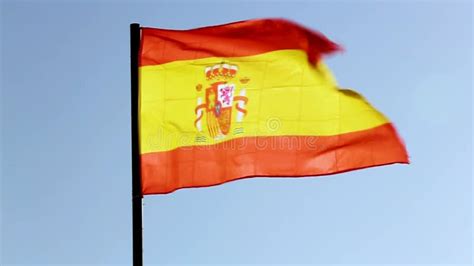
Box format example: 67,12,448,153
1,1,472,265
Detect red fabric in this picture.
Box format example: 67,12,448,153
140,18,341,67
141,123,409,194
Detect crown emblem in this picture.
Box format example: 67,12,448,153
195,62,248,141
205,63,239,81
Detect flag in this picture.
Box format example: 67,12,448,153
138,18,409,194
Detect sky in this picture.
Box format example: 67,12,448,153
1,0,472,265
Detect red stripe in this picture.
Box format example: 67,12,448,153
141,123,409,195
140,18,341,67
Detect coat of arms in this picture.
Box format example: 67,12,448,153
194,63,249,141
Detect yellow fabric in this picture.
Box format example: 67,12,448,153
139,49,388,153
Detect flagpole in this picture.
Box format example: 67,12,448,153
130,23,143,266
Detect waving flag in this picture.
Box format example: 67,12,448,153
138,18,409,194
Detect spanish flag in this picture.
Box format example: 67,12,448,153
139,18,409,194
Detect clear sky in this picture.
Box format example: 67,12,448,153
1,1,472,265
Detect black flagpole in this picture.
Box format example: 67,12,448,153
130,23,143,266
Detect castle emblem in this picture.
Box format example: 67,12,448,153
194,63,249,141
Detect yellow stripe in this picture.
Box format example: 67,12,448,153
139,49,388,153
